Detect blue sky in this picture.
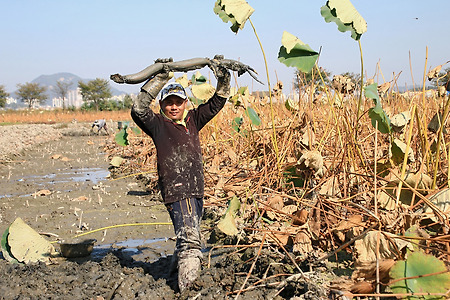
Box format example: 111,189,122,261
1,1,449,95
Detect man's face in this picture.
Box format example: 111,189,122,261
160,95,187,121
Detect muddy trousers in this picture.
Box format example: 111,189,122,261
166,197,203,292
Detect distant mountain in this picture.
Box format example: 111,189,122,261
32,72,82,92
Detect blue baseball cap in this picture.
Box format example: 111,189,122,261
159,82,187,102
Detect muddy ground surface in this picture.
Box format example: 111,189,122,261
0,123,335,300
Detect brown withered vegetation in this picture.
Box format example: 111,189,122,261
103,79,450,298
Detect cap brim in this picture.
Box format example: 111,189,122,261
160,92,187,102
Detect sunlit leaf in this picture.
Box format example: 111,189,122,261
8,217,55,264
321,0,367,41
217,196,241,235
278,31,319,73
214,0,255,33
391,111,411,133
380,171,432,208
365,83,391,134
389,249,450,298
425,188,450,223
110,156,124,167
175,74,190,88
297,150,324,177
245,106,261,126
192,83,216,101
229,94,242,107
427,64,444,81
115,128,129,146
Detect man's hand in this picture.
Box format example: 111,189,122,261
210,55,231,99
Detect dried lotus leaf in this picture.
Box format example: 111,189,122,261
8,217,55,264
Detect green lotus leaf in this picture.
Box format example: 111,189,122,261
364,83,380,105
131,127,141,135
1,225,19,264
232,116,243,134
278,32,318,73
285,97,299,112
368,105,391,134
245,106,261,126
115,128,129,146
389,250,450,298
365,83,391,134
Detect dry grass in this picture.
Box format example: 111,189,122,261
0,109,131,125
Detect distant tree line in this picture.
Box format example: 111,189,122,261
0,79,133,110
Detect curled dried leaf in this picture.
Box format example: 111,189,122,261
292,209,308,226
292,231,312,256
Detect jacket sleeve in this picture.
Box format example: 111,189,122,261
191,93,227,130
131,92,159,138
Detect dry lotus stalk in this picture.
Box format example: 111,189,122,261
226,147,238,163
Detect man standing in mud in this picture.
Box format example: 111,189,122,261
130,59,230,292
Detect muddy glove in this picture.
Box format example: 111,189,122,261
210,55,231,99
215,66,231,99
133,60,173,115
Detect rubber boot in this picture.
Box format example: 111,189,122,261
178,249,202,293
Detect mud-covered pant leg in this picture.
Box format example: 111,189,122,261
166,197,203,292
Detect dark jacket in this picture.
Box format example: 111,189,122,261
131,93,227,204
